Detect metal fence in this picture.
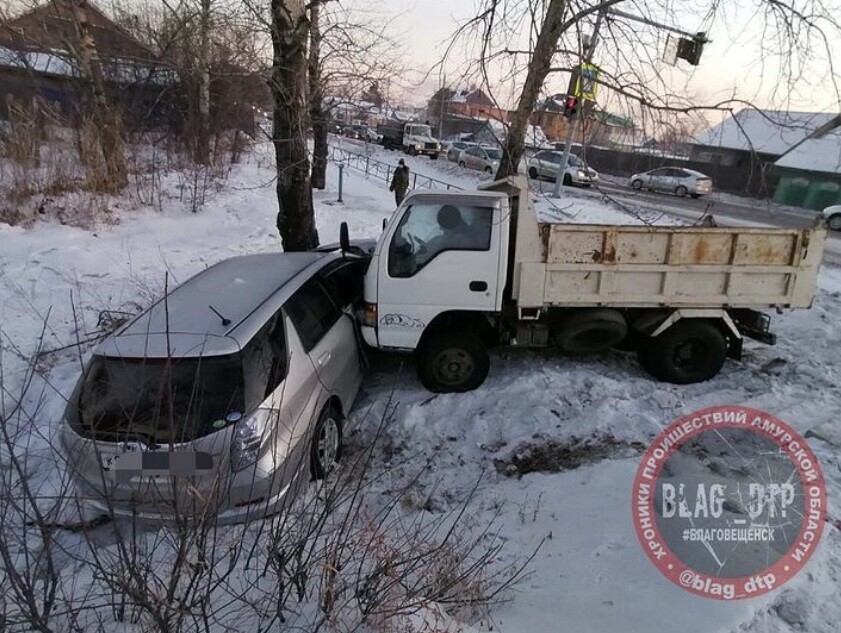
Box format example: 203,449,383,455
327,145,463,192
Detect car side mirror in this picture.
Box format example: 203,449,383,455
340,222,350,255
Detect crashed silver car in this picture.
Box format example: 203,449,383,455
61,251,367,524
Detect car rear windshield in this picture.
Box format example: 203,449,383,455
75,355,244,445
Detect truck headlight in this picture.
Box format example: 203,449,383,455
231,409,272,471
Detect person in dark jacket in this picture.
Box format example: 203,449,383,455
389,159,410,206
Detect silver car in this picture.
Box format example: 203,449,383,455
823,205,841,231
630,167,713,198
446,141,476,163
458,145,503,174
527,150,599,186
61,251,367,524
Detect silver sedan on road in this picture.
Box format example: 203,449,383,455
629,167,713,198
61,251,367,524
824,205,841,231
458,145,503,174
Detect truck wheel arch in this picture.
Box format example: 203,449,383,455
418,311,498,348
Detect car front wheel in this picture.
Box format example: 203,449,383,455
631,179,643,190
828,213,841,231
675,185,688,197
310,405,343,479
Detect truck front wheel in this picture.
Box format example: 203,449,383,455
637,320,726,384
417,331,490,393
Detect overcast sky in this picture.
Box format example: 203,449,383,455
382,0,841,119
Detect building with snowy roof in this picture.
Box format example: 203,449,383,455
772,126,841,209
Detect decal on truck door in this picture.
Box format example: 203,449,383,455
380,314,425,328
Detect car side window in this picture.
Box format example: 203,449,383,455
388,204,494,278
320,260,367,308
284,280,342,352
241,313,288,407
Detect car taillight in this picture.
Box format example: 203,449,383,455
361,302,377,327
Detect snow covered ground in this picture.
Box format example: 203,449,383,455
1,141,840,632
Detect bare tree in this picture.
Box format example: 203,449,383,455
445,0,841,181
270,0,316,250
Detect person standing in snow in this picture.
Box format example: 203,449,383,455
389,159,410,207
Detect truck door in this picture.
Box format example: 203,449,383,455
375,201,504,349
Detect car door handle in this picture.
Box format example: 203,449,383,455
469,281,488,292
317,351,331,366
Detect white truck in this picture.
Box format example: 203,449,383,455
357,177,827,393
402,123,441,159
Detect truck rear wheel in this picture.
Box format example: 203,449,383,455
637,320,726,384
554,309,627,354
417,331,490,393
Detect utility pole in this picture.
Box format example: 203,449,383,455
553,7,605,197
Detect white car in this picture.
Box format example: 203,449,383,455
458,145,503,174
527,150,599,186
630,167,712,198
823,205,841,231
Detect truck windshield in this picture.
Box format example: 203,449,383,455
388,204,493,277
75,355,244,445
407,125,431,136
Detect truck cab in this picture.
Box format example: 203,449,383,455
403,123,441,159
361,190,510,352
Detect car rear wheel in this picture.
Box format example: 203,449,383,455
828,214,841,231
417,331,490,393
631,179,643,190
485,166,493,174
637,320,727,384
675,185,688,197
458,161,466,168
311,405,343,479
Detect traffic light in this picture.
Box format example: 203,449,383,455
563,95,579,119
676,32,706,66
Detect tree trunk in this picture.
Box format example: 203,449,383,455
308,2,327,190
495,0,567,179
270,0,317,251
195,0,212,165
70,0,127,191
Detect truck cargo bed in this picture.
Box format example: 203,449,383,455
515,223,826,309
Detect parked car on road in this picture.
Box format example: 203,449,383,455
343,124,378,142
458,145,503,174
630,167,712,198
527,150,599,186
823,205,841,231
447,141,477,163
62,251,368,524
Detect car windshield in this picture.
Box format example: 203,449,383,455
568,155,584,167
485,148,503,160
76,355,244,445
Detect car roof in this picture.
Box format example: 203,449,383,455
96,251,337,359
